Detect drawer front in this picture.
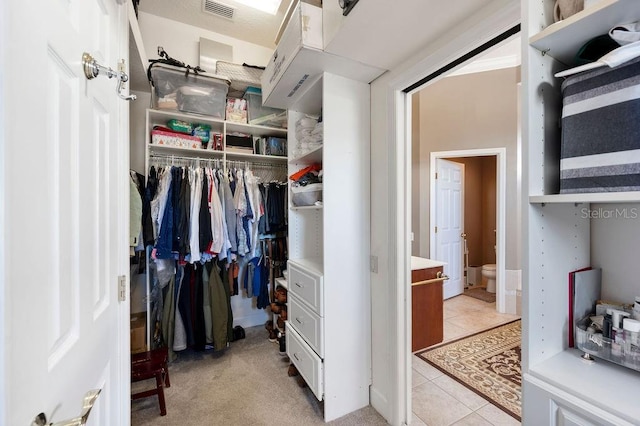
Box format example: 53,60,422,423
288,293,324,357
286,324,323,401
288,263,323,315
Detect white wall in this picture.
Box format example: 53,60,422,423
138,12,274,69
413,67,520,270
130,12,274,327
369,1,519,424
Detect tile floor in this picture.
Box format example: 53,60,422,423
411,293,521,426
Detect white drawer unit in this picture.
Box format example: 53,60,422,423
288,260,323,315
288,293,324,357
287,323,324,401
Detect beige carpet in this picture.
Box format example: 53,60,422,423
417,320,521,420
131,325,387,425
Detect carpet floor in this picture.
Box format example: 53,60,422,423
416,320,521,421
131,325,387,425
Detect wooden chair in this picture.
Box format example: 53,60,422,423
131,346,170,416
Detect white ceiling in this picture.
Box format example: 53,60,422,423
138,0,295,49
324,0,510,71
137,0,520,76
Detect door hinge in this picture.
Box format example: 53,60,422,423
118,275,127,302
435,226,438,233
435,172,438,179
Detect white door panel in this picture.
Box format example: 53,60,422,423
3,0,129,425
435,159,464,299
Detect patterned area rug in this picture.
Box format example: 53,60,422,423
417,320,521,420
464,287,496,303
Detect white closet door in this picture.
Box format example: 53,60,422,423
2,0,130,424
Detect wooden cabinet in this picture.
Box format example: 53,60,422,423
523,0,640,423
411,258,445,352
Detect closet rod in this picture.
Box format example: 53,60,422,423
149,153,221,163
149,154,287,169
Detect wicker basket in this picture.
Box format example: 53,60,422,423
215,61,264,97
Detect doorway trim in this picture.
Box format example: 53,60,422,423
368,2,519,423
429,148,507,312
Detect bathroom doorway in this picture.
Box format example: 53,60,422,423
429,149,506,311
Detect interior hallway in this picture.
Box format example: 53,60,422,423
411,294,521,426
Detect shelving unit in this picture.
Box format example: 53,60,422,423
144,108,288,173
285,73,371,422
523,0,640,424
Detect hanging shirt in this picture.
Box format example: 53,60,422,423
204,168,223,255
151,167,172,241
234,169,249,256
219,170,237,255
187,167,202,263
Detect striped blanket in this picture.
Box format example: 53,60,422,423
560,56,640,193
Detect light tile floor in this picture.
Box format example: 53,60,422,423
411,293,521,426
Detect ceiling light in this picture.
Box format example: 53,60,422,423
233,0,283,14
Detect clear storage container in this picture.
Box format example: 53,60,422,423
576,316,640,372
291,183,322,207
149,63,230,118
244,87,287,128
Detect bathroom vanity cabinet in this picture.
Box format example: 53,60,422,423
411,257,445,352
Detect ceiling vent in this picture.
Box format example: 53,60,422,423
203,0,235,20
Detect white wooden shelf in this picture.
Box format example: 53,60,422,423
288,258,324,276
528,349,640,424
226,121,287,138
275,277,288,290
147,143,223,157
290,204,323,211
289,145,323,165
148,109,225,131
529,191,640,204
127,1,150,93
224,151,287,164
146,108,290,167
529,0,637,66
524,0,639,423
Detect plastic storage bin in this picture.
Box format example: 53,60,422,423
244,87,287,128
149,63,230,118
291,183,322,207
576,316,640,371
215,61,263,98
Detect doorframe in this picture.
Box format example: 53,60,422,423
368,2,519,423
429,149,506,311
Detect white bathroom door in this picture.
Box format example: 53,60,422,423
435,159,464,299
2,0,130,425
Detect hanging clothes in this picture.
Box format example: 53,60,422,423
146,158,288,358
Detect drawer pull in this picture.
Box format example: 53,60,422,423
295,317,304,324
293,353,300,361
295,282,303,288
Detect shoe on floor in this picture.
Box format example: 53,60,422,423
287,364,299,377
268,329,278,342
295,375,307,388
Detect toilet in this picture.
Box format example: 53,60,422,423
482,264,496,293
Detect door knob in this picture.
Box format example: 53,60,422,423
32,389,101,426
460,233,467,238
